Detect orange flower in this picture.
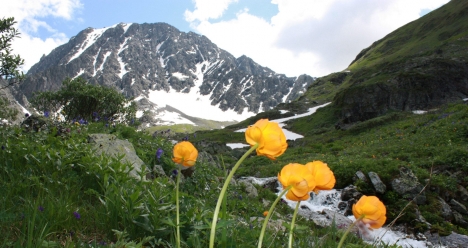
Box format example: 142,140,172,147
245,119,287,160
172,141,198,167
305,161,336,193
277,163,315,201
263,211,268,217
352,195,386,229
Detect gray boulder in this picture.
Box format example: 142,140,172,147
391,167,426,205
453,211,468,228
368,172,386,194
237,179,258,198
450,199,468,215
438,197,453,221
88,133,147,179
299,208,358,234
424,231,468,248
457,185,468,202
354,171,368,182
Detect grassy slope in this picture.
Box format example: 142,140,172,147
205,101,468,235
348,0,468,72
0,121,370,247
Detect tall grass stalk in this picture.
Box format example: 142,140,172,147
209,143,258,248
288,201,300,248
176,167,181,248
258,185,292,248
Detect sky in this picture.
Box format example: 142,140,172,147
2,0,450,77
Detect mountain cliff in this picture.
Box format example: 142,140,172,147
337,0,468,124
296,0,468,126
13,22,314,125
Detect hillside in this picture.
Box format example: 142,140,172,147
296,0,468,126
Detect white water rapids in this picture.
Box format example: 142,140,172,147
244,177,436,248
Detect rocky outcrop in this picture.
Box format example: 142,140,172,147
336,59,468,124
87,133,147,179
391,167,426,205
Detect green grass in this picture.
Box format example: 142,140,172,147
3,101,468,246
0,119,371,247
196,101,468,236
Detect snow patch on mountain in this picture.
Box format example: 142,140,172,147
68,27,110,63
146,63,255,122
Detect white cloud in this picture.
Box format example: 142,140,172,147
186,0,450,77
184,0,238,22
0,0,82,72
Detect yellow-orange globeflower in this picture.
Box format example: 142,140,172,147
352,195,386,229
172,141,198,167
263,211,269,217
245,119,287,160
278,163,316,201
305,161,336,193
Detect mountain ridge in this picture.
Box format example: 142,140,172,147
13,22,315,127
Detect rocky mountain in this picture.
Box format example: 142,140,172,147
296,0,468,126
13,22,315,125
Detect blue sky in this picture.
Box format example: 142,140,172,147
3,0,450,77
34,0,278,39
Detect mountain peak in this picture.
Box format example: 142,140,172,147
15,22,315,126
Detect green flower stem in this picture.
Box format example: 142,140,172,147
257,185,293,248
176,167,181,248
209,143,259,248
337,215,364,248
288,201,301,248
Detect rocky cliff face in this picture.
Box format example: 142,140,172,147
332,0,468,124
15,22,315,124
335,58,468,124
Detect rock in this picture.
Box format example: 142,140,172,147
239,176,279,193
391,167,426,205
147,164,167,180
197,151,221,168
20,114,51,132
341,185,363,201
368,172,386,194
424,231,468,247
453,211,468,228
450,199,468,215
354,171,368,182
337,201,348,211
238,179,258,198
457,185,468,202
88,133,147,179
415,208,432,228
299,208,358,234
438,197,453,221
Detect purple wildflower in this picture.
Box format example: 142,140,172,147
38,206,44,212
44,111,49,118
1,145,4,150
73,211,81,219
79,118,85,125
172,169,178,176
25,113,30,117
156,148,163,161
